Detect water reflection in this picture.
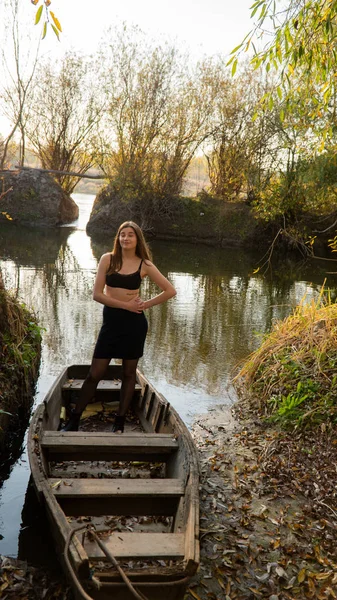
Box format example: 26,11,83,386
1,193,337,558
1,206,337,415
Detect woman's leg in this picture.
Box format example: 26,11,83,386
112,358,138,433
76,358,111,413
61,358,110,431
118,358,139,416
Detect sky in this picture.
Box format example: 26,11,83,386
0,0,255,135
36,0,254,59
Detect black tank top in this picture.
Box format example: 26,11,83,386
106,257,143,290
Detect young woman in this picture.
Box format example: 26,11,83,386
61,221,176,433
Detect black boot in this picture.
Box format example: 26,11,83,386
60,409,82,432
112,415,125,433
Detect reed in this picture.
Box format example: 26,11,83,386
234,285,337,429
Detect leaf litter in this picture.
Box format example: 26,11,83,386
185,403,337,600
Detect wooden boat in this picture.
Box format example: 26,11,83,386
28,365,199,600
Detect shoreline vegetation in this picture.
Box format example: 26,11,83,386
0,289,41,469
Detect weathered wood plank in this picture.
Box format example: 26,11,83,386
84,532,185,560
50,477,184,516
42,432,179,462
49,478,184,497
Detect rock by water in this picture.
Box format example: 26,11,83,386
0,169,79,227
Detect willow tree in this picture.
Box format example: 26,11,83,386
26,52,104,193
230,0,337,136
30,0,62,40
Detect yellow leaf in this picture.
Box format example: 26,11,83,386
82,401,102,418
217,578,226,590
314,571,333,580
35,4,43,24
51,480,62,489
51,23,60,40
42,21,47,39
298,568,306,583
31,0,39,4
50,11,62,32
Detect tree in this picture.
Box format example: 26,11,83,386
96,27,218,219
0,0,40,168
26,52,104,193
230,0,337,131
204,63,283,203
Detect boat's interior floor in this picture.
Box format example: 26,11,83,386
47,398,185,572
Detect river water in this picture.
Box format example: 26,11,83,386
0,193,336,560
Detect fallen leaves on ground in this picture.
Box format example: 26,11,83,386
186,405,337,600
0,555,72,599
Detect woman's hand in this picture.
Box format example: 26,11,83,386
126,296,145,313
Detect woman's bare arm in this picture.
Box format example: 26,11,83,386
141,262,176,309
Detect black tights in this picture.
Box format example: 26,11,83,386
74,358,139,417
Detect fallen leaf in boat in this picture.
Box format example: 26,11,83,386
50,480,62,489
298,567,306,583
82,402,103,418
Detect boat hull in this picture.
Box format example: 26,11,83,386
28,365,199,600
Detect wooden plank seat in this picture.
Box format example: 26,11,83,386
62,379,142,392
62,379,142,402
84,532,185,561
49,478,184,516
42,432,179,463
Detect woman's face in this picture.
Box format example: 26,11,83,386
119,227,138,250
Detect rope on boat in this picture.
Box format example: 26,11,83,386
64,525,149,600
87,529,149,600
64,525,96,600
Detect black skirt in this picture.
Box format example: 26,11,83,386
93,306,148,360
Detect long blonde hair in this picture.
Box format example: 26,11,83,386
109,221,152,273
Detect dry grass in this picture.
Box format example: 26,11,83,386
234,286,337,428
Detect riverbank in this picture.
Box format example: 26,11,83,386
1,402,336,599
0,290,41,467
